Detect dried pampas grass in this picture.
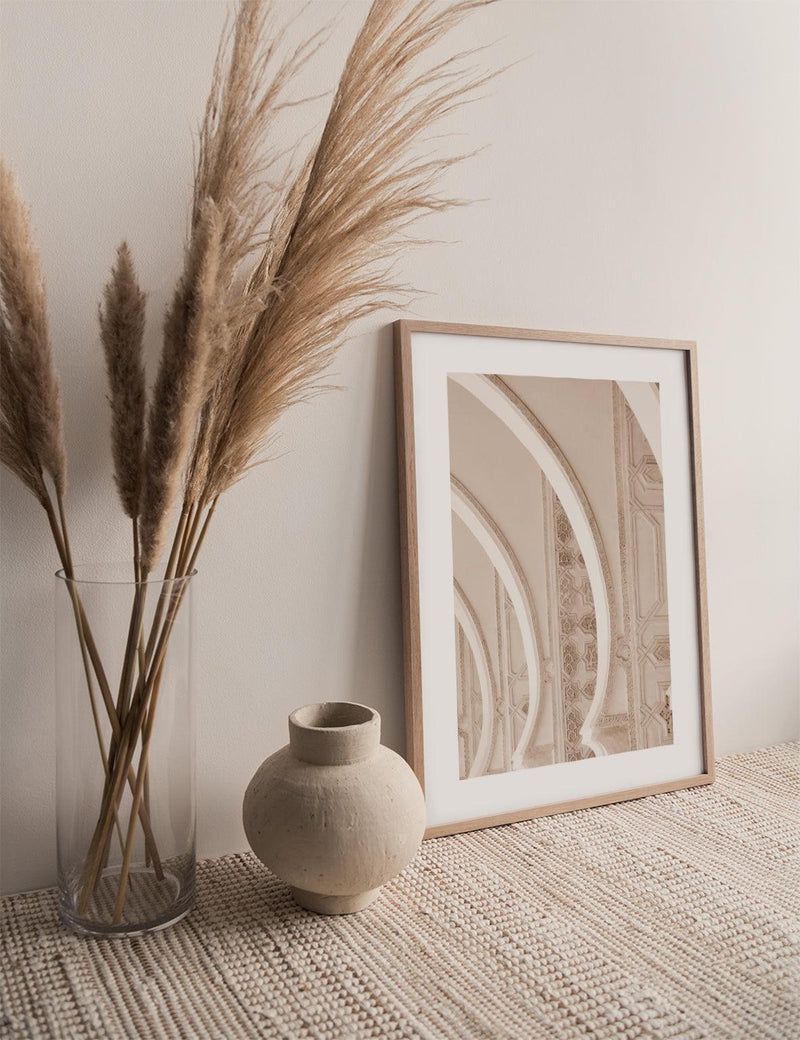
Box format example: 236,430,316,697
0,157,67,503
196,0,496,503
193,0,328,282
99,243,147,522
1,0,496,564
0,0,498,926
139,200,222,575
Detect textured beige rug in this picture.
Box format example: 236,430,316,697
2,743,798,1040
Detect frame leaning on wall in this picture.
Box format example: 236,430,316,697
394,319,714,839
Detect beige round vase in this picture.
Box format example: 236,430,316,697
243,702,426,914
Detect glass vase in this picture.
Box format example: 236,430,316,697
55,565,196,937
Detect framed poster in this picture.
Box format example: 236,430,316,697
394,320,713,838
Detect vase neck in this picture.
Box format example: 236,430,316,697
288,702,380,766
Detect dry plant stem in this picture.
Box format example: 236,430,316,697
133,518,153,867
83,601,178,908
88,609,164,899
132,520,149,719
44,491,160,866
66,604,128,860
55,553,162,877
128,517,154,869
78,727,138,909
112,663,166,923
144,508,190,668
114,516,148,729
51,491,136,751
73,597,162,878
52,491,161,875
55,489,73,572
107,506,187,776
143,767,152,868
111,497,217,921
79,678,163,910
101,508,191,870
133,518,141,583
68,592,161,872
114,581,148,727
91,561,162,882
80,501,209,910
42,493,127,857
177,501,203,575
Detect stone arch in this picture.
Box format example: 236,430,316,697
450,374,615,756
451,477,543,769
453,580,495,778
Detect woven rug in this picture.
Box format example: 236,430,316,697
1,744,798,1040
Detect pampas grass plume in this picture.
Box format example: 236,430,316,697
0,157,67,499
99,243,147,520
139,201,222,574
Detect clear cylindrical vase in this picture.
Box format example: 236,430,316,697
55,565,196,937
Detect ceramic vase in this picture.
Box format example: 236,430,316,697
243,701,425,914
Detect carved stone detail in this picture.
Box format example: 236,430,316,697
612,384,673,749
546,491,598,762
494,574,530,772
455,621,482,779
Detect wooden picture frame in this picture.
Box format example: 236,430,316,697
394,320,713,839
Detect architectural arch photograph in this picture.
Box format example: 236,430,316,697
396,321,713,836
450,373,673,779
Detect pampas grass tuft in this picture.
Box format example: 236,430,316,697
139,200,223,574
0,157,67,501
99,243,147,521
195,0,496,502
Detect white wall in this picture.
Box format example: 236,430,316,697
1,0,798,895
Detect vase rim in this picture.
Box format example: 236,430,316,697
288,702,380,766
56,565,197,588
289,701,377,732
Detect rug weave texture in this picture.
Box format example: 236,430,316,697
2,743,798,1040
